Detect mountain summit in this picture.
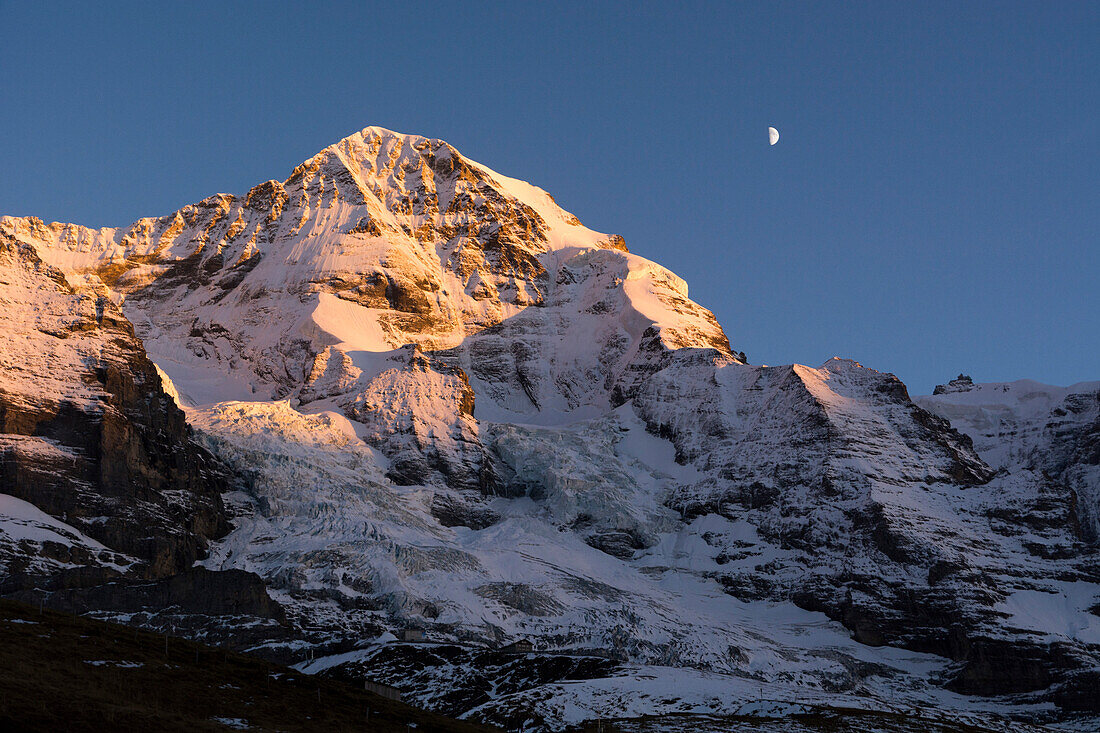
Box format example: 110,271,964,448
2,127,1098,731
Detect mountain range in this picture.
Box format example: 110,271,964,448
1,126,1097,732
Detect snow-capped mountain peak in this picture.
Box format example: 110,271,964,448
2,126,1097,731
1,125,730,412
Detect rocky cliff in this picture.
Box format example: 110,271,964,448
0,235,229,577
0,234,280,642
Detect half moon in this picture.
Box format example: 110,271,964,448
768,127,779,146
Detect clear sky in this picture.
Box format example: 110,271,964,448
1,1,1096,395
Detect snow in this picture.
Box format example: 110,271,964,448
309,293,390,352
461,157,611,253
0,493,109,550
917,379,1100,470
295,647,378,674
463,660,1045,732
923,379,1099,415
996,583,1100,644
919,378,1100,539
194,379,1059,731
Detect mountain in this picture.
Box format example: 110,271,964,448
919,376,1100,543
1,127,1097,731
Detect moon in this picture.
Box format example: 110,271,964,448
768,127,779,146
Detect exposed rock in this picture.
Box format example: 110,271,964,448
0,236,230,579
933,374,975,395
430,491,500,530
7,566,283,621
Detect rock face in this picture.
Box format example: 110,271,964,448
0,235,281,642
1,127,1097,731
0,235,229,579
916,379,1100,706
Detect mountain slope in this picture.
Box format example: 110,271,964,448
919,376,1100,542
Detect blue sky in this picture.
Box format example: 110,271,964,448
1,1,1096,394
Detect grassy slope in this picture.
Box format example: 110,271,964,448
0,599,498,733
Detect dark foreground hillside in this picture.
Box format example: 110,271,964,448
566,710,1033,733
0,599,497,733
